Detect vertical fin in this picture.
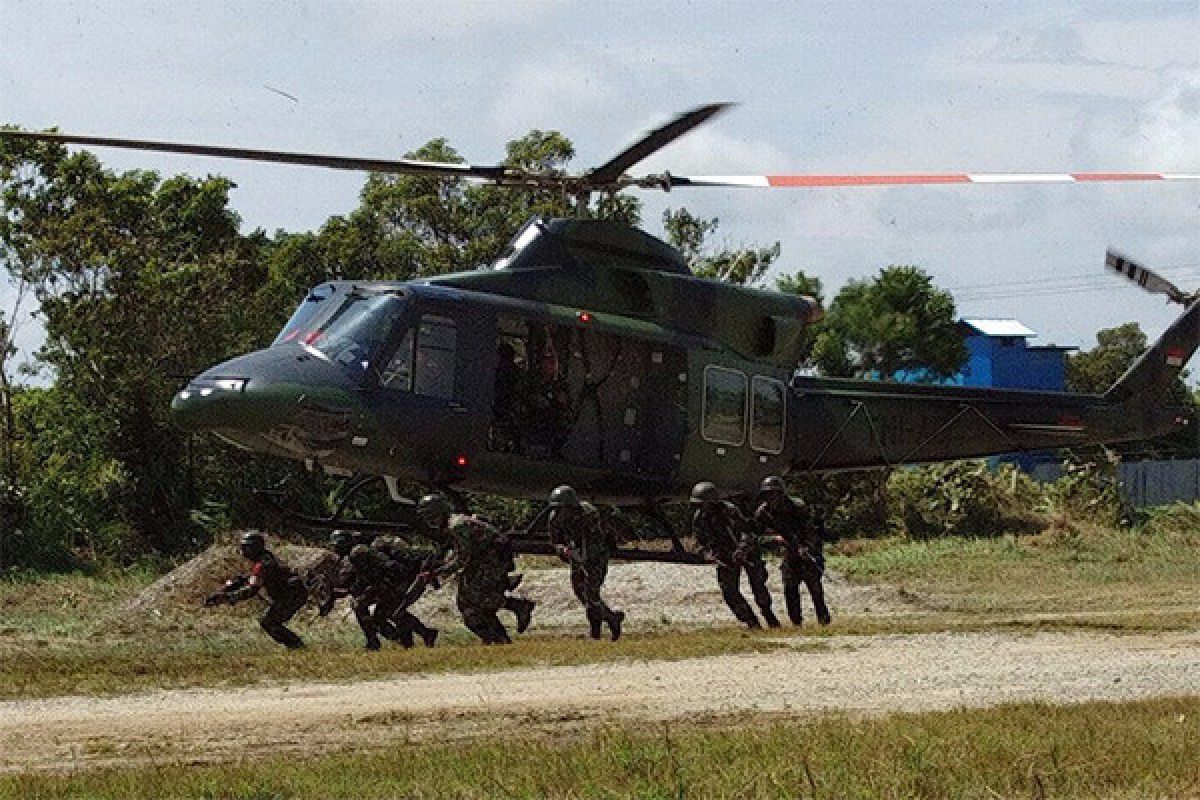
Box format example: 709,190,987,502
1104,300,1200,405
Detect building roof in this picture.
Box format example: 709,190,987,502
960,318,1037,338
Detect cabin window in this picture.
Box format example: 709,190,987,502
750,376,786,454
702,366,747,446
378,314,457,398
414,315,457,398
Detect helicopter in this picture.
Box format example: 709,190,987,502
4,105,1199,552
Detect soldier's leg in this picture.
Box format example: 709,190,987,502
745,559,779,628
780,557,804,626
717,564,760,628
587,563,623,641
260,592,305,649
502,594,536,634
800,556,832,625
353,596,383,650
393,609,439,647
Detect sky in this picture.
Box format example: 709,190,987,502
1,0,1198,375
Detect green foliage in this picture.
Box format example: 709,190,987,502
886,461,1040,540
662,207,780,285
817,265,966,380
1066,322,1147,394
1042,459,1128,528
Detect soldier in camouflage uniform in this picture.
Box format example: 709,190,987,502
546,485,625,641
205,531,307,649
754,476,831,626
370,534,440,648
418,494,534,644
690,481,779,629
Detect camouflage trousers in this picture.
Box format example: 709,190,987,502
715,557,777,628
260,583,307,649
456,573,511,644
354,586,436,649
569,560,621,637
780,551,830,626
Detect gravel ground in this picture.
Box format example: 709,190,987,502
4,628,1198,772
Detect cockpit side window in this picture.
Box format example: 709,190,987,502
377,314,458,399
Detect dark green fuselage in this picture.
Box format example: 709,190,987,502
171,218,1195,504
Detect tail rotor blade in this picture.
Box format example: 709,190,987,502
1105,248,1192,306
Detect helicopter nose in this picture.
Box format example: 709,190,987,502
170,348,359,445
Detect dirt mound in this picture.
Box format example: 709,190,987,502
126,536,336,612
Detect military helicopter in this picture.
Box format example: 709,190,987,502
4,105,1198,549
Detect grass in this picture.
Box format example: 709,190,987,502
829,516,1200,617
4,696,1198,798
1,515,1197,700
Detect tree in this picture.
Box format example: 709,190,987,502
663,208,780,285
1066,323,1155,395
814,266,966,380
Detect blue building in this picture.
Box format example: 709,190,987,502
951,318,1075,391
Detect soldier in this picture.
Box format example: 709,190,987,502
546,485,625,641
370,534,440,648
690,481,779,629
205,531,307,649
418,493,534,644
754,476,831,626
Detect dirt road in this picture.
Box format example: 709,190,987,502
5,629,1199,772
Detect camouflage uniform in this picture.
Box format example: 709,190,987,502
548,502,624,640
441,513,520,644
692,500,778,629
208,542,307,649
754,496,831,626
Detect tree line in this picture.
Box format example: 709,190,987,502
0,129,1189,568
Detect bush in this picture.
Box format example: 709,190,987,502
886,461,1042,540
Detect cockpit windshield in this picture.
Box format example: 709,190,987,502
277,289,406,378
273,283,339,348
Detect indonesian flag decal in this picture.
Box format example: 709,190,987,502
1166,347,1185,367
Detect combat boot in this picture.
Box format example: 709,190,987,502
762,609,781,629
514,598,536,634
608,610,625,642
419,625,439,647
364,635,382,651
587,609,603,640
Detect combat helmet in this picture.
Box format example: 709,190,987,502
759,475,787,495
548,485,581,508
348,544,373,567
416,493,452,522
329,529,353,553
239,530,266,557
690,481,719,505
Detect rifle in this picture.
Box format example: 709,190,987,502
204,574,248,606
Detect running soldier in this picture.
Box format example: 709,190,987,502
205,531,307,649
690,481,779,629
418,493,534,644
546,485,625,641
754,476,831,626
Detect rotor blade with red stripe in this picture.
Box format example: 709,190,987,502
667,172,1200,188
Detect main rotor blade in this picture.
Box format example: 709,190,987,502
664,171,1200,188
586,103,733,186
0,130,509,181
1105,248,1193,306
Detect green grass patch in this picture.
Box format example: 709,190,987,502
5,697,1198,798
830,519,1200,615
0,626,792,700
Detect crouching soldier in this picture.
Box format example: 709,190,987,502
205,531,307,649
547,485,625,641
754,476,831,626
690,481,779,629
418,493,534,644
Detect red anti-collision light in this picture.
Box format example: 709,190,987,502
577,311,592,323
455,454,468,468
